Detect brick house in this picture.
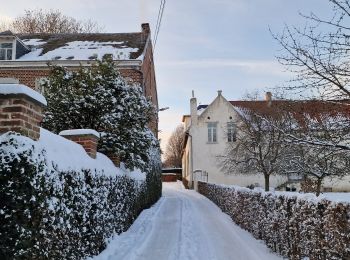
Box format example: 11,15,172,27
0,23,158,133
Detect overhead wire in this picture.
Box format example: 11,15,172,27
153,0,166,50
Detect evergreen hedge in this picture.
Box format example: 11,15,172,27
0,132,161,259
198,181,350,260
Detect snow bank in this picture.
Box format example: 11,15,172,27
0,127,145,180
40,128,145,180
211,182,350,204
0,83,47,106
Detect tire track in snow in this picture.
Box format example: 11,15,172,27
90,182,282,260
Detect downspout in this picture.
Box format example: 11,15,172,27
189,133,194,189
191,134,194,189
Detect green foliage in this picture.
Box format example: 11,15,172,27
42,58,156,170
0,135,47,259
0,132,162,259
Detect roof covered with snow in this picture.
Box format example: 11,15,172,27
0,24,150,61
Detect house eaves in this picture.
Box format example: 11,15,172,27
0,59,142,68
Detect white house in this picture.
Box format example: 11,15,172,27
182,91,288,189
182,91,350,192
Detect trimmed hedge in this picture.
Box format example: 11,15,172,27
0,133,161,259
198,181,350,260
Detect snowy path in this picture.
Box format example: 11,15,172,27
90,182,282,260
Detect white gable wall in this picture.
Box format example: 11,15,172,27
184,93,287,189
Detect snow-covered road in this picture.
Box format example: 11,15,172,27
90,182,281,260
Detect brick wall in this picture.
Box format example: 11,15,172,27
0,69,50,89
141,42,158,135
0,94,44,140
60,132,99,159
0,68,143,90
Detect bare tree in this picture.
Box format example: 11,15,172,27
249,99,350,195
0,21,12,32
272,0,350,100
163,125,185,168
10,9,103,34
220,104,290,191
281,107,350,195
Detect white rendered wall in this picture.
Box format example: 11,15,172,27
188,94,287,189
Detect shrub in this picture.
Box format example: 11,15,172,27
0,132,161,259
198,181,350,259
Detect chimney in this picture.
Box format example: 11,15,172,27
59,129,99,159
141,23,150,34
0,83,46,140
190,90,198,125
265,92,272,107
218,90,222,96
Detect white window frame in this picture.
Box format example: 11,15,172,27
0,42,13,60
35,77,48,94
227,122,236,142
207,122,217,143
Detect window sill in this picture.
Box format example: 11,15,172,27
206,142,218,144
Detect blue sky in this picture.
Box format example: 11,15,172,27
0,0,332,151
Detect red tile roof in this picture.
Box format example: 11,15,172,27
230,100,350,128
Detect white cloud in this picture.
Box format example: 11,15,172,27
158,58,289,77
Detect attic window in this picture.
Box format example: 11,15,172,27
0,42,13,60
227,122,236,142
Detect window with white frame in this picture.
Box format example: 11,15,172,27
227,122,236,142
0,43,13,60
35,77,48,94
207,122,217,143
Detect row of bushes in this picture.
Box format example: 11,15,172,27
198,181,350,260
0,132,161,259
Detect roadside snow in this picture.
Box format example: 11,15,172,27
0,83,47,106
89,182,281,260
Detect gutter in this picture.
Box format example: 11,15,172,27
0,59,143,68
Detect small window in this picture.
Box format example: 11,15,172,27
35,77,47,94
207,122,217,143
227,122,236,142
0,42,13,60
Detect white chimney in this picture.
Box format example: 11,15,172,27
265,92,272,107
190,90,198,125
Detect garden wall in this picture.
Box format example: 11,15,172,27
198,181,350,260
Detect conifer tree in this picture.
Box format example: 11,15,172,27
42,58,156,170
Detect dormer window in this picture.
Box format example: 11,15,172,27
0,43,13,60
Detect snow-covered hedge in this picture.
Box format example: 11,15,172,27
198,181,350,259
0,130,161,259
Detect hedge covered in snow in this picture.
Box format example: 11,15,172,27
198,181,350,260
0,130,161,259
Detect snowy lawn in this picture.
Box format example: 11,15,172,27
319,192,350,203
89,181,281,260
